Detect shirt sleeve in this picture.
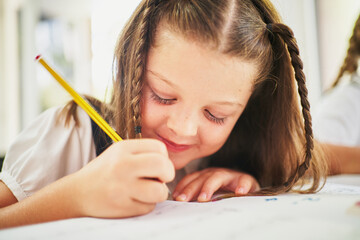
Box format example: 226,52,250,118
0,106,96,201
313,82,360,146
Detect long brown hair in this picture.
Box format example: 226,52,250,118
332,13,360,88
65,0,327,194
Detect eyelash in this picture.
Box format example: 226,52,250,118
150,91,174,105
205,110,225,125
150,90,226,125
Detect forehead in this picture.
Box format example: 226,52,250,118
148,26,258,104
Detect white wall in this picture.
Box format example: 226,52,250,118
19,0,40,131
0,0,5,155
91,0,142,100
317,0,360,89
0,0,92,154
273,0,322,109
0,0,21,154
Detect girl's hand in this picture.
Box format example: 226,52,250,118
73,139,175,218
172,168,260,202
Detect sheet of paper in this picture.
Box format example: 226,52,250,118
1,178,359,240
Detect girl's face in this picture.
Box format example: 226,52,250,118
141,27,258,170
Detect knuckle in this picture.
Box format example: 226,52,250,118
203,176,220,190
159,183,170,201
160,186,170,201
237,175,257,191
203,176,218,186
151,183,166,199
164,165,175,182
156,141,168,155
183,171,199,180
212,170,229,179
147,139,168,155
147,182,168,202
238,173,253,183
116,157,136,173
182,183,199,195
157,156,175,182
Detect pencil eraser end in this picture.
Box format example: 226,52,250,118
35,55,41,61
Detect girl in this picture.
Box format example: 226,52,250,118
0,0,327,228
313,13,360,174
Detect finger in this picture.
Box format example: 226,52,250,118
172,171,202,199
197,174,228,202
234,174,259,195
250,178,261,193
115,139,168,155
175,175,208,202
131,179,169,203
130,153,175,183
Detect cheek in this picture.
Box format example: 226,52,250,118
199,122,235,155
141,94,165,132
200,108,244,153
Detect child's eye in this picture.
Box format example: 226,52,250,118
205,110,225,125
150,90,175,105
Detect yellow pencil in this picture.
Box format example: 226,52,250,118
35,55,122,142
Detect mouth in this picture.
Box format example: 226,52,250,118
156,134,192,153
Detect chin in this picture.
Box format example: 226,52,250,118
171,159,188,170
168,154,191,170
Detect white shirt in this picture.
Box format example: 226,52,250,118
0,106,204,201
0,106,96,201
313,74,360,146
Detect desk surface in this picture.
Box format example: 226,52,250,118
1,174,360,240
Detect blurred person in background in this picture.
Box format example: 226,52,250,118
313,14,360,174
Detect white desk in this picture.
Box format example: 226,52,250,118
1,175,359,240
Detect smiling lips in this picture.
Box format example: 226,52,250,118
157,134,192,152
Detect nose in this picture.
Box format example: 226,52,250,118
167,107,198,137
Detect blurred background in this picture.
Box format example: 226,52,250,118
0,0,359,159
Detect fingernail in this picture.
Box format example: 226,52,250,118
176,194,187,201
236,187,245,195
198,192,208,202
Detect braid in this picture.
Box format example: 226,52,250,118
129,0,158,138
270,23,314,189
333,14,360,88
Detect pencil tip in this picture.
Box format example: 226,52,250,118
35,55,41,61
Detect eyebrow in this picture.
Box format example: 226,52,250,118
213,101,244,108
147,69,178,89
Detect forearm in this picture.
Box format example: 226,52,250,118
0,174,82,229
322,143,360,175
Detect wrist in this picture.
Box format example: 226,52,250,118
61,172,86,218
